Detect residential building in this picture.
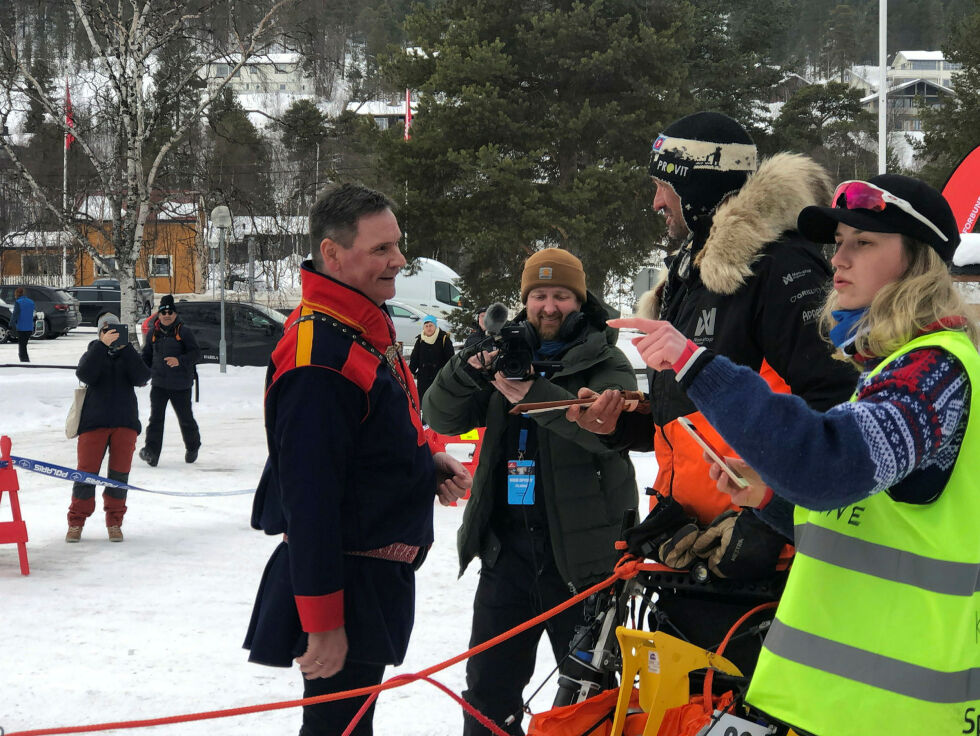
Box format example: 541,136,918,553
74,195,205,294
203,53,314,96
844,50,961,132
347,96,415,132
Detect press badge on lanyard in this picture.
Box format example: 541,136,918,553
507,428,535,505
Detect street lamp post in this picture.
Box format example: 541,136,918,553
210,205,232,374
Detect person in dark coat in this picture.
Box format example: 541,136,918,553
408,315,454,402
568,112,858,677
10,286,35,362
66,312,151,542
463,306,488,349
423,248,638,736
139,294,201,466
244,183,472,736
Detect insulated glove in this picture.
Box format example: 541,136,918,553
623,495,696,561
657,522,702,568
692,509,789,580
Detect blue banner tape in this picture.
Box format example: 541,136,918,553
8,455,254,497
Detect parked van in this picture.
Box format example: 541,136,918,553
395,258,462,318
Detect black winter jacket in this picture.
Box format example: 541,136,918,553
409,328,454,398
614,153,857,526
141,318,201,390
423,293,638,590
76,341,151,434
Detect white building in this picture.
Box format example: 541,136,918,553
890,50,961,89
346,96,415,132
203,53,314,96
843,51,961,133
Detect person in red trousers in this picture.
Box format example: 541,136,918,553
66,312,151,542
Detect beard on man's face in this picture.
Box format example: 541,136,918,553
529,311,567,341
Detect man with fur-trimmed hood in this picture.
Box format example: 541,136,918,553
570,111,856,674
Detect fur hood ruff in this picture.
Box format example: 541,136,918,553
636,153,832,319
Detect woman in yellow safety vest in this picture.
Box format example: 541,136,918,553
599,174,980,736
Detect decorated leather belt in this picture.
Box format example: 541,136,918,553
346,542,421,564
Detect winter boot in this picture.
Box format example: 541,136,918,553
66,526,83,543
107,526,124,542
185,447,199,464
139,447,158,467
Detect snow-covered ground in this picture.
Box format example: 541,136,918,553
0,328,655,736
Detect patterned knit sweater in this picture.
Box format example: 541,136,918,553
677,331,971,537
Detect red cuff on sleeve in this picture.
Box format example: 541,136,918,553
756,487,775,510
671,339,702,375
295,591,345,633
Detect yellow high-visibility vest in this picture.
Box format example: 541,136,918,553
747,330,980,736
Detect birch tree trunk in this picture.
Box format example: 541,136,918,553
0,0,291,330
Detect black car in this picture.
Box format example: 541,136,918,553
142,301,286,367
68,280,154,326
93,278,155,316
0,284,80,338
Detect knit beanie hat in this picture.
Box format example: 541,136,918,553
649,112,758,232
97,312,120,331
159,294,176,311
520,248,587,303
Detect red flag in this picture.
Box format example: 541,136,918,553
65,81,75,150
404,88,412,141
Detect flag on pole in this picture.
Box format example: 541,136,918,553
404,88,412,141
65,81,75,150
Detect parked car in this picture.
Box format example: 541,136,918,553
0,284,80,338
67,278,154,325
0,297,11,343
387,299,453,356
94,278,154,315
141,300,286,367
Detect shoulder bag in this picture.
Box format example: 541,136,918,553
65,384,88,439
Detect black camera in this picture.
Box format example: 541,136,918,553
476,302,562,381
489,323,535,379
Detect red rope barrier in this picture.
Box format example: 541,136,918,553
339,675,510,736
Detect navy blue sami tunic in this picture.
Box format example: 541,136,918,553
245,261,436,667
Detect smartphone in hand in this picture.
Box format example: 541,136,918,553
677,417,749,488
108,323,129,347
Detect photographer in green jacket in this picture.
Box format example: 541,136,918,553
423,248,637,736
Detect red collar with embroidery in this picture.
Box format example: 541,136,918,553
295,261,395,352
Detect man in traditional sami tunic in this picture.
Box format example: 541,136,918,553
245,183,472,735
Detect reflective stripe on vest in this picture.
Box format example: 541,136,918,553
747,330,980,736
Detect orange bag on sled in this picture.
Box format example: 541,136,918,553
527,688,646,736
655,692,734,736
526,689,737,736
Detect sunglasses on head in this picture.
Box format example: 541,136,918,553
832,180,948,243
158,307,175,315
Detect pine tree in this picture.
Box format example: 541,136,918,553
204,89,275,215
772,82,877,180
377,0,691,309
147,37,205,191
915,6,980,187
23,57,54,132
